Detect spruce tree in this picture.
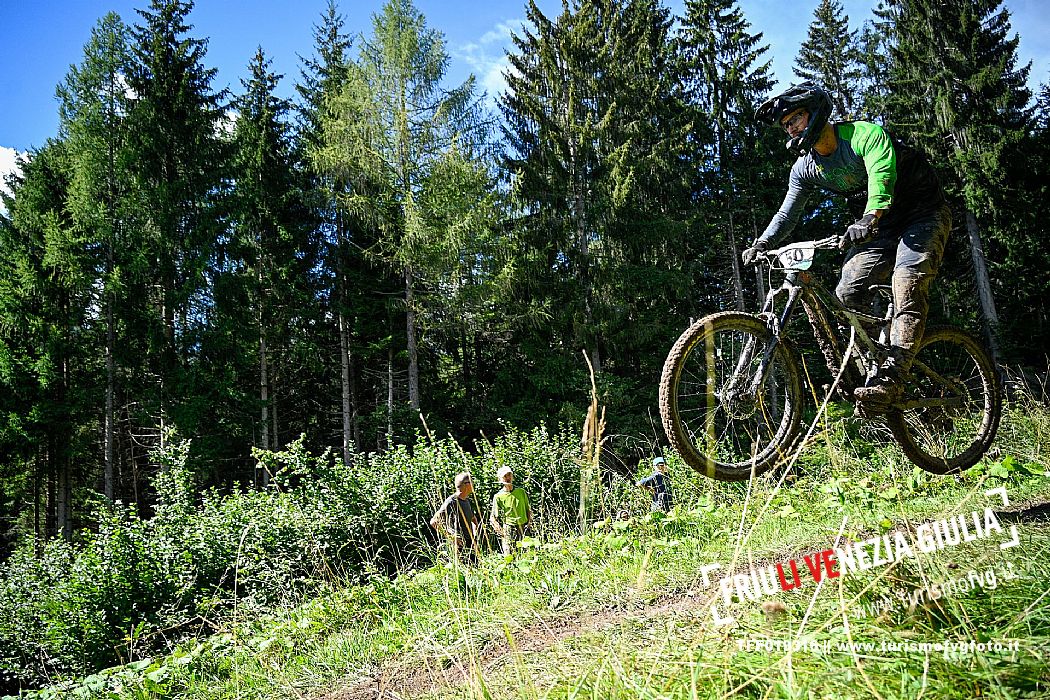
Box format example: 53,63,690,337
501,0,606,382
678,0,775,310
0,141,95,539
56,12,133,501
857,20,892,120
215,48,317,482
125,0,228,465
877,0,1032,360
793,0,863,118
501,0,692,429
990,80,1050,361
296,0,351,149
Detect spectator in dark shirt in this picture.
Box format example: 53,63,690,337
638,456,673,512
430,472,480,563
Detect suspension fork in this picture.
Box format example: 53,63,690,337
750,275,803,393
726,274,802,396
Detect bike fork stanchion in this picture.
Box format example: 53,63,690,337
738,326,859,550
750,283,802,396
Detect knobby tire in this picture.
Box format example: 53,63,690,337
887,326,1001,474
659,312,804,481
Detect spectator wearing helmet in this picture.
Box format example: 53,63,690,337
744,82,950,406
638,456,673,512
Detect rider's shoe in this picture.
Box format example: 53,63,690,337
853,375,903,405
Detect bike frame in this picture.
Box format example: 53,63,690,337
733,236,967,413
728,237,883,397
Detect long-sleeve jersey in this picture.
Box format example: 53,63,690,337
758,121,944,246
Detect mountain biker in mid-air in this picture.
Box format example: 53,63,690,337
742,82,952,406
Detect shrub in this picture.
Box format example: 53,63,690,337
0,425,597,688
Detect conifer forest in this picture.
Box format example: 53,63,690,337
1,0,1049,689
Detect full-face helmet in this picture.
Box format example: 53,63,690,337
756,82,833,157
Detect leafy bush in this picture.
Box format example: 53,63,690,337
0,425,595,690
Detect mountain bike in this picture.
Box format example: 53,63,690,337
659,235,1001,481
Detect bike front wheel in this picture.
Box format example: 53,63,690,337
659,312,804,481
887,327,1001,474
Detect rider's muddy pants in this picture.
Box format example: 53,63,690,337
835,203,952,377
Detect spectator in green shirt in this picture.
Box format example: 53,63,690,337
489,465,532,556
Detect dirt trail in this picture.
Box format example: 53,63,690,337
322,586,717,700
321,498,1050,700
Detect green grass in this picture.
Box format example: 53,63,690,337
415,527,1050,700
11,401,1050,700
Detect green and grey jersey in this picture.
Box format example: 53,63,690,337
759,121,944,246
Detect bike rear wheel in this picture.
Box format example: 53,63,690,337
659,312,804,481
887,327,1001,474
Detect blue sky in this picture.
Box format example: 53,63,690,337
2,0,1048,188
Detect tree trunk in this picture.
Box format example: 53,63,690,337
103,73,119,502
387,344,395,447
752,211,767,307
567,106,600,374
57,457,72,541
46,444,56,539
716,117,745,311
964,207,1000,363
104,142,117,501
339,309,353,464
59,358,72,540
461,323,471,413
336,207,355,463
105,278,116,500
405,265,420,410
727,208,744,311
259,329,270,486
159,279,177,453
132,435,140,505
33,451,41,542
271,381,278,451
350,348,361,452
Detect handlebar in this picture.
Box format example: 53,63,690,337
750,235,843,272
761,235,841,261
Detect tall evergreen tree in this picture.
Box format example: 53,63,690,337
413,141,507,431
125,0,228,467
297,1,387,458
502,0,606,376
857,19,892,120
678,0,775,310
56,12,134,501
876,0,1032,360
296,0,352,149
219,47,319,483
0,141,95,539
990,80,1050,361
793,0,864,118
502,0,692,429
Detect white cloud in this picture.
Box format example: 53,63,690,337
481,55,514,98
0,146,25,214
479,21,519,46
218,109,240,139
455,19,525,101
